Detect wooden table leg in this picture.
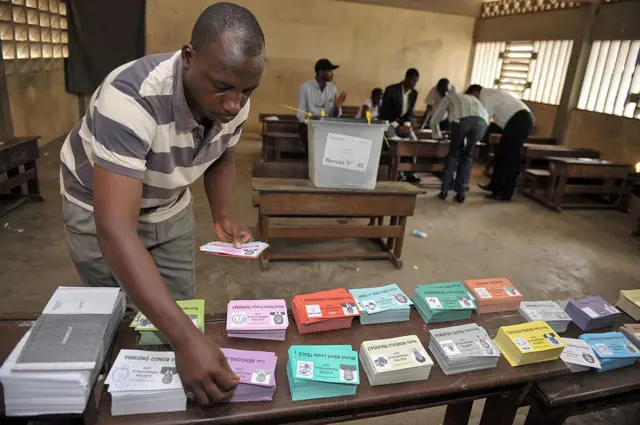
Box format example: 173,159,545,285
391,216,407,269
391,155,400,181
550,175,566,213
523,398,572,425
259,214,270,271
443,400,473,425
479,384,532,425
386,217,398,252
24,160,44,201
6,167,23,195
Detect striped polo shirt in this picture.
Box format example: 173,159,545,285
60,51,248,223
430,92,489,139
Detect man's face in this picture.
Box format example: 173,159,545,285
372,92,382,105
405,76,419,90
182,34,264,124
321,69,334,82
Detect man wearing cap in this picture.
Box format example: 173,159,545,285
296,58,347,122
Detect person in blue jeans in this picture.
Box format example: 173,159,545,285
430,87,489,203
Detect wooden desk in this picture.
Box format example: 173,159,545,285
262,132,306,162
522,145,600,170
484,136,558,177
94,310,570,425
253,178,424,270
0,136,43,216
521,158,634,213
388,139,449,181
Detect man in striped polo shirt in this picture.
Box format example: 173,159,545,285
430,87,489,203
60,3,263,404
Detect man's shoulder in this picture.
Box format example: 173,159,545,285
107,51,179,99
384,82,401,92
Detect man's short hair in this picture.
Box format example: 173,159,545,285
372,87,383,97
466,84,483,94
190,2,265,56
405,68,420,79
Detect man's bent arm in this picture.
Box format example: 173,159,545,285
93,165,198,347
204,147,236,222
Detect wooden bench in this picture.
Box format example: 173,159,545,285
484,135,558,177
387,139,450,181
521,157,634,213
0,136,43,216
262,132,306,162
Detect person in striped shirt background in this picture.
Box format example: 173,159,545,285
60,2,264,405
429,85,489,203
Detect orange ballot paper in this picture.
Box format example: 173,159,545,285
292,288,360,334
464,278,523,314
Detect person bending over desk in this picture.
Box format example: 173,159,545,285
468,85,534,202
430,92,489,203
421,77,457,130
59,3,264,406
355,87,383,119
380,68,421,183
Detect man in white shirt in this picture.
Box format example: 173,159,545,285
296,58,346,122
421,78,457,129
355,87,382,119
468,85,534,201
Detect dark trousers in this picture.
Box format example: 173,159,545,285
489,110,534,200
441,117,488,194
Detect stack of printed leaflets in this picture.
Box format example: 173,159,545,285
286,345,359,401
428,324,501,375
220,348,277,402
464,278,523,314
565,296,621,331
130,300,205,346
616,290,640,321
519,301,572,333
292,289,360,334
359,335,432,386
580,332,640,372
560,338,602,373
349,284,412,324
412,282,477,323
226,299,288,341
620,324,640,349
200,241,269,259
494,321,567,366
105,349,186,416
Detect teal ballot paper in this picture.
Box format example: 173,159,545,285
287,345,359,401
413,282,477,323
349,284,413,314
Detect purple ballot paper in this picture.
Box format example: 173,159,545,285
227,300,288,341
566,296,621,331
220,348,277,402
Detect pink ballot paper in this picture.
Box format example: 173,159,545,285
227,300,289,341
199,241,268,259
220,348,277,402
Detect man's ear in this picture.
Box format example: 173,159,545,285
181,44,195,70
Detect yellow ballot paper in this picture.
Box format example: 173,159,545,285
617,290,640,321
494,321,566,366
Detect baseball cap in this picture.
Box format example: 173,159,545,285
315,58,339,73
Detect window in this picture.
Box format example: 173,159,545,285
0,0,68,74
577,40,640,119
469,40,574,105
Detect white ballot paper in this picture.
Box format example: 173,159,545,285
106,349,183,391
560,338,602,372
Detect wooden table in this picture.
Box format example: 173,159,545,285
388,139,449,181
522,145,600,170
262,132,306,162
0,136,43,216
93,310,570,425
484,136,558,177
253,178,424,270
521,157,634,213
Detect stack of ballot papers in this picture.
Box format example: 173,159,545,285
221,348,277,402
286,345,359,401
200,241,269,259
413,282,477,323
429,324,501,375
620,324,640,349
226,299,288,341
616,290,640,321
0,287,125,416
105,349,186,416
464,278,523,314
359,335,432,385
560,338,602,372
580,332,640,372
349,284,413,324
130,299,205,345
292,289,360,334
519,301,572,333
494,321,567,366
565,296,622,331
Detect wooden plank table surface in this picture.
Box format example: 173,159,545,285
93,310,571,425
253,178,424,270
522,145,600,170
387,139,450,181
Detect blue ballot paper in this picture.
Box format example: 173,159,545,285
580,332,640,372
349,284,413,324
286,345,359,401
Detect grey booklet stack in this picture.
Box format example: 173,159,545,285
0,287,125,416
519,301,572,333
428,323,501,375
360,335,433,386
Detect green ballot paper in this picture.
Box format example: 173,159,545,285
130,300,205,346
286,345,359,401
413,282,477,323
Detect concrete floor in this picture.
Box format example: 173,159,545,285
1,135,639,424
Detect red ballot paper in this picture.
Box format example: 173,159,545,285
199,242,268,259
292,288,360,334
